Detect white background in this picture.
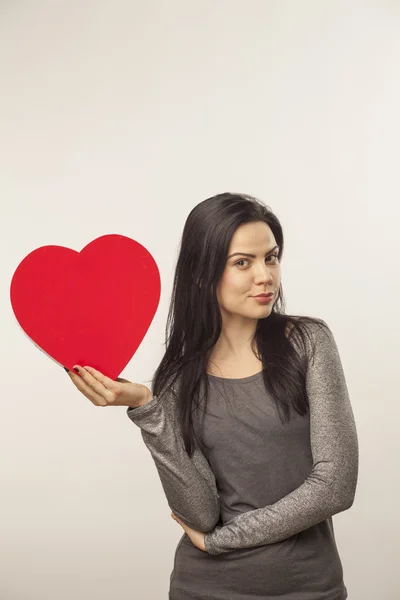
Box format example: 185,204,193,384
1,1,399,599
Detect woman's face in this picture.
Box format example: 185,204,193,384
216,221,281,321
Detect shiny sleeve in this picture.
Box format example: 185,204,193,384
126,388,220,532
203,319,359,555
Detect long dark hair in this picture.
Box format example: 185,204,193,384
152,192,328,457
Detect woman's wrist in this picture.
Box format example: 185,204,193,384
129,387,153,408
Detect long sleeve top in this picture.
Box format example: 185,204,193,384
126,319,358,557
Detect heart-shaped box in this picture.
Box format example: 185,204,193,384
10,234,161,379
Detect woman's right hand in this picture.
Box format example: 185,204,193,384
66,365,152,408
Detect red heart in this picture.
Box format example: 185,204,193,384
10,234,161,380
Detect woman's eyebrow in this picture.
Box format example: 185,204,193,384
227,245,279,259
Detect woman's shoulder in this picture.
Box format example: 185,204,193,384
286,314,330,333
285,314,333,357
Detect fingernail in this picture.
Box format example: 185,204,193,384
63,367,70,373
73,367,79,373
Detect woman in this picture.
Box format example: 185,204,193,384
67,192,359,599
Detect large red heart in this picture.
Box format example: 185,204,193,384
10,234,161,380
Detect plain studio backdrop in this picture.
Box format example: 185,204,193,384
1,1,399,599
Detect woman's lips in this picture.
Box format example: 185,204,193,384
252,294,274,303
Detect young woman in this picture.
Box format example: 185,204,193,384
67,192,359,599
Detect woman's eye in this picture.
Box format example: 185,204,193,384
236,254,279,268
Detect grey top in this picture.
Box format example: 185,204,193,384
127,319,358,598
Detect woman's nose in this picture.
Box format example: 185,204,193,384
255,266,273,283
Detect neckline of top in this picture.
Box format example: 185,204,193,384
206,369,264,383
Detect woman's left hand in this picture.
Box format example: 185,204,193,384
171,512,206,552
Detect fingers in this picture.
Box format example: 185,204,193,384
69,367,109,406
73,380,107,406
79,366,122,404
81,366,120,391
171,512,180,523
